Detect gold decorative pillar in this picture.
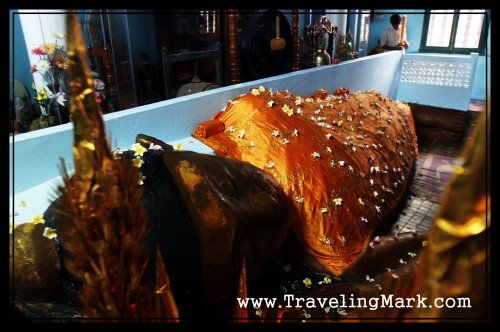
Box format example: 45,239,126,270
226,9,240,84
291,9,300,71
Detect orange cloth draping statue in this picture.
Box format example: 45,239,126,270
194,87,418,276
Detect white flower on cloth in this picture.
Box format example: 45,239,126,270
43,227,57,239
131,143,148,156
251,88,260,95
149,143,163,150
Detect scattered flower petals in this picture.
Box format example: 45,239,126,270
320,207,329,214
282,105,294,116
227,125,235,133
149,143,163,150
337,308,348,316
333,198,343,206
132,157,145,168
32,214,45,225
174,143,184,151
311,152,321,158
267,100,274,108
237,130,246,139
265,161,275,169
138,174,146,185
303,278,312,287
131,143,147,156
366,275,374,282
43,227,57,239
112,148,123,160
251,88,260,95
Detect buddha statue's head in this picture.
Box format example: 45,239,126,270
10,223,62,302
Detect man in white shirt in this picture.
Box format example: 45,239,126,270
380,14,409,51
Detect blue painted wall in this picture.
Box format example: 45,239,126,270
126,11,159,67
10,11,34,97
367,9,488,100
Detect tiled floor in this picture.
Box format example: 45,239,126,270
390,129,465,234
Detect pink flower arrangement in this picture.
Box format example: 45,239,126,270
30,32,68,88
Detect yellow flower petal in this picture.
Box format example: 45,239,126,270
43,227,57,239
132,158,145,168
131,143,148,156
32,214,45,225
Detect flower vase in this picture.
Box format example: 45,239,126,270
40,104,50,116
47,83,60,95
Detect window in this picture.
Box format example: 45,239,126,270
420,10,488,54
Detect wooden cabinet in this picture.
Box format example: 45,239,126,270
155,11,222,99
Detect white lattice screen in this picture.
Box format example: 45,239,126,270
400,59,472,88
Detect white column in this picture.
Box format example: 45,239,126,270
18,10,67,91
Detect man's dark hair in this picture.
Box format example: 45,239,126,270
390,14,402,25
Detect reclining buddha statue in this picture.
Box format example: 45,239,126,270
193,85,418,276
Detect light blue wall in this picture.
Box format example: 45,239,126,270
10,52,403,195
10,10,34,96
367,9,488,100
